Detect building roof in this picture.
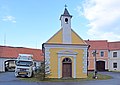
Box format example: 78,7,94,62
85,40,108,50
0,45,44,61
63,8,72,16
108,41,120,50
60,8,72,19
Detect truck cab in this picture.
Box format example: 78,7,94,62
15,54,35,77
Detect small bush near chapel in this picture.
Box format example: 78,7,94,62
34,61,50,80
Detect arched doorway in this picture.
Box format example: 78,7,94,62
96,61,105,71
62,58,72,78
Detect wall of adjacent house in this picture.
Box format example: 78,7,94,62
0,58,17,72
108,50,120,71
0,58,6,72
88,49,108,70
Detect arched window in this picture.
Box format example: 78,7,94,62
62,58,72,63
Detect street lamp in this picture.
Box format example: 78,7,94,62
92,50,98,79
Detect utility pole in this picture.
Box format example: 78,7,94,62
92,50,98,79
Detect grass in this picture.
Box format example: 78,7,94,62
87,72,112,80
110,71,120,72
20,72,112,82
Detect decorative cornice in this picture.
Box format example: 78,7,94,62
58,50,78,55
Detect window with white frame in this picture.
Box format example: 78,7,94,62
113,52,117,57
113,62,117,68
100,51,104,57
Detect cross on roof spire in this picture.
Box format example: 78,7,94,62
65,4,67,8
60,4,72,20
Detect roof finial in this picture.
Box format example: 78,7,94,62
64,4,67,8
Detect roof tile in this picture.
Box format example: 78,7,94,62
85,40,108,50
0,46,44,61
108,41,120,50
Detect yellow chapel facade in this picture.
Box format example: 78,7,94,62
42,7,88,78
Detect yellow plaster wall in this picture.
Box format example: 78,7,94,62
72,49,87,78
46,29,63,44
49,48,64,78
48,48,87,78
46,29,87,45
71,30,86,44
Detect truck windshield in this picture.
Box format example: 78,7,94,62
16,61,33,67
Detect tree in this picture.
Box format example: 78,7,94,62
34,60,50,80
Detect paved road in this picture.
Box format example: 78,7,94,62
83,72,120,85
0,72,120,85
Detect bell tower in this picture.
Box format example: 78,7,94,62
60,6,72,44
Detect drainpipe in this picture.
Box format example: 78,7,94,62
42,43,45,79
87,45,90,76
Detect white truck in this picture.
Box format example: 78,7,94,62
15,54,35,77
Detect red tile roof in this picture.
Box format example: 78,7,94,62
108,41,120,50
0,46,44,61
85,40,108,50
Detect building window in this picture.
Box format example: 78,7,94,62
113,52,117,57
100,51,104,57
113,63,117,68
62,58,72,63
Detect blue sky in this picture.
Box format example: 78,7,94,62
0,0,120,49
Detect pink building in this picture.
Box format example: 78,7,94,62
85,40,108,71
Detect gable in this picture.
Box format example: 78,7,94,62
46,29,63,44
46,28,87,45
71,29,87,45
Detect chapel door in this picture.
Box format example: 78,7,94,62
62,58,72,78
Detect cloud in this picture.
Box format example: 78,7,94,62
77,0,120,41
2,15,16,23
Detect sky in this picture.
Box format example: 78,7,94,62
0,0,120,49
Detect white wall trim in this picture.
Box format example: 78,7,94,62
58,50,77,78
83,48,87,73
44,44,88,49
58,50,78,55
61,16,72,44
44,48,50,74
